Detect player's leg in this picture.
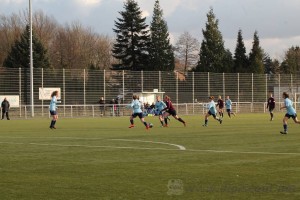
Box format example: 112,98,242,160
139,114,149,129
129,114,135,128
213,114,222,124
6,111,10,120
269,109,274,121
158,111,164,126
227,109,231,118
173,114,186,126
280,115,289,134
292,115,300,124
163,112,170,127
203,113,210,126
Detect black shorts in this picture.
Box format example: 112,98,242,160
166,109,177,116
132,112,143,119
208,111,217,118
269,108,275,113
285,113,297,119
226,109,231,113
50,110,57,115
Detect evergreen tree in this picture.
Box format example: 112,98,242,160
112,0,150,71
4,25,50,68
196,8,228,72
233,29,248,73
148,0,174,71
248,31,264,74
280,46,300,74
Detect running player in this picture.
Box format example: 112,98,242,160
49,91,61,129
279,92,300,134
217,95,224,118
266,93,275,121
203,96,222,127
225,96,236,118
128,95,150,130
162,95,186,127
155,95,167,127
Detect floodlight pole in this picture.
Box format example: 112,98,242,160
29,0,34,117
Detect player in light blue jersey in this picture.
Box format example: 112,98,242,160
155,96,167,127
203,96,222,127
128,95,150,130
279,92,300,134
49,91,61,129
225,96,236,118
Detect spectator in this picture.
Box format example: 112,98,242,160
98,97,105,116
1,98,10,120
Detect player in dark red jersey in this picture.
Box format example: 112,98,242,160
162,95,186,127
267,93,275,121
217,95,224,118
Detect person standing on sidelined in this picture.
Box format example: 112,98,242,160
49,91,61,129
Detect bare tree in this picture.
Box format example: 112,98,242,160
174,31,200,72
0,14,24,67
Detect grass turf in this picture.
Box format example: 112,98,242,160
0,113,299,200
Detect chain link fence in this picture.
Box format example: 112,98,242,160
0,68,299,118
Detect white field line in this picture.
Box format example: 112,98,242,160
0,137,300,155
109,139,186,150
0,137,186,150
0,142,181,151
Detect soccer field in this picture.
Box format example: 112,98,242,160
0,114,299,200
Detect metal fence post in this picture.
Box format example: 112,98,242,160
42,68,44,116
104,69,106,103
251,73,254,112
19,68,22,117
141,71,144,92
122,70,125,102
192,72,194,114
208,72,210,96
63,68,66,117
223,73,225,98
159,71,161,92
278,74,281,111
176,71,178,110
238,73,240,113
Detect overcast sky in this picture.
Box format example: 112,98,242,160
1,0,300,61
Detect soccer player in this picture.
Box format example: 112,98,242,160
155,95,167,127
225,96,236,118
266,93,275,121
203,96,222,127
162,95,186,127
279,92,300,134
49,91,61,129
128,95,150,130
217,95,224,118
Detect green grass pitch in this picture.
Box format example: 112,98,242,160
0,114,299,200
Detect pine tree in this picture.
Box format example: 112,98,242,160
112,0,150,71
148,0,174,71
196,8,229,72
248,31,264,74
280,46,300,74
4,25,50,68
234,29,248,73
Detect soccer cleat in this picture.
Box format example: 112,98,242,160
183,122,186,127
219,119,222,124
146,125,150,130
202,124,207,127
128,125,134,128
163,124,168,127
280,131,287,134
